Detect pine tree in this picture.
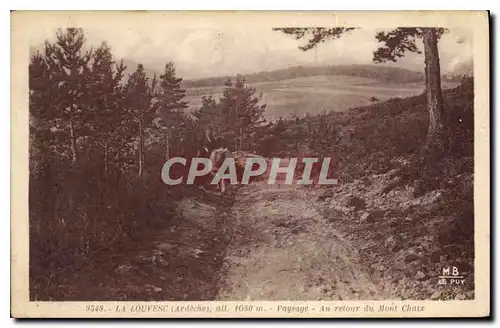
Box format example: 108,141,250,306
217,76,266,150
274,27,449,160
196,96,222,142
88,42,127,174
124,64,156,178
29,50,62,174
42,28,94,164
156,62,188,158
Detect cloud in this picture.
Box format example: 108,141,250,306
30,26,473,78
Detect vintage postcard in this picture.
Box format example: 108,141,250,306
11,10,490,318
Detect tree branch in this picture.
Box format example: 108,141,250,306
373,27,449,63
273,27,357,51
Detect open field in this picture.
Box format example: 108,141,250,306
185,75,460,120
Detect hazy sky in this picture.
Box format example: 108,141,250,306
30,26,473,79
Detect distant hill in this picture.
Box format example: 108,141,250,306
181,65,425,88
452,59,473,76
443,59,473,82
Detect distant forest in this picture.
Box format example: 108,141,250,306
181,64,426,88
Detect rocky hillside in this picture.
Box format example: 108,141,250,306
266,77,475,299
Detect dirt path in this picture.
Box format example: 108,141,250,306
216,181,389,301
66,169,463,301
84,171,448,301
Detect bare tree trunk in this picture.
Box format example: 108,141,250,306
239,127,243,150
165,130,170,160
117,151,122,175
138,119,144,178
422,28,447,158
104,143,109,175
69,114,77,164
68,107,78,214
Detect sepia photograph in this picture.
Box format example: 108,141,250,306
11,10,489,318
